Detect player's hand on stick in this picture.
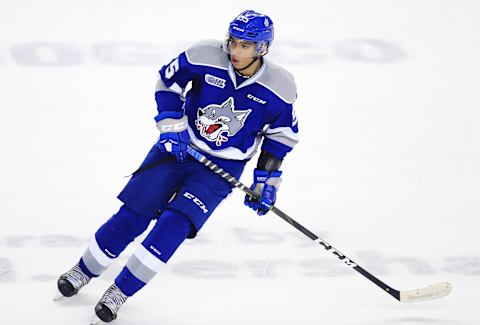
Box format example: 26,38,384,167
244,168,282,215
156,112,190,163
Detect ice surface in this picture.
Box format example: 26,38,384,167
0,0,479,324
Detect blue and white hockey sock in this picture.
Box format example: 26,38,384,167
79,204,153,277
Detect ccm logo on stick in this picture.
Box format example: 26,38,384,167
183,192,208,214
314,239,358,267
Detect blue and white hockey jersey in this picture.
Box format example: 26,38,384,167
155,39,299,168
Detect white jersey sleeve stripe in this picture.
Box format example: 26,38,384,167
263,126,299,148
155,77,184,96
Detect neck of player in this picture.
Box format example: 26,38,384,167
237,57,262,77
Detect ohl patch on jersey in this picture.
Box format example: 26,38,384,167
195,97,251,146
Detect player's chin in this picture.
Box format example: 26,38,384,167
231,58,242,66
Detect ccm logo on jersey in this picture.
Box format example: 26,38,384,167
247,93,267,104
205,74,226,89
183,192,208,214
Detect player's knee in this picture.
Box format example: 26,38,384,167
95,204,152,256
116,204,153,236
159,209,194,237
104,205,152,242
141,209,194,263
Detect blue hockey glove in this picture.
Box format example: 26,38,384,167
244,168,282,216
156,112,190,163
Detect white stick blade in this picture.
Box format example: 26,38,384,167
400,282,452,303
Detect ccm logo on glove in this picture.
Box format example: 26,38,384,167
156,118,188,133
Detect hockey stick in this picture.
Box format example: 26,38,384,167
186,146,452,303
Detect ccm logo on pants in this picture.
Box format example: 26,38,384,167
183,192,208,214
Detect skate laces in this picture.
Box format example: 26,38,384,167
61,264,91,290
100,284,128,316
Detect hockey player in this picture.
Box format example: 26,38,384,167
56,10,299,323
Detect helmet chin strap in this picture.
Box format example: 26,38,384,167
236,57,259,72
230,56,263,76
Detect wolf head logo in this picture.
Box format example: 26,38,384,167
195,97,251,146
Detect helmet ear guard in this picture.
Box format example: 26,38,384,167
255,40,269,56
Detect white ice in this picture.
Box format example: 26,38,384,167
0,0,479,324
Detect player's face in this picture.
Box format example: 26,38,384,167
227,37,257,68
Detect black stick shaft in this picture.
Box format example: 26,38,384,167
187,146,401,301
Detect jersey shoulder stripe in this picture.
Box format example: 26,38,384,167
257,59,297,104
185,39,229,70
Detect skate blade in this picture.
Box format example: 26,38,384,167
90,315,103,325
53,290,65,302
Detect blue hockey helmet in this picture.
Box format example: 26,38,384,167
223,10,274,57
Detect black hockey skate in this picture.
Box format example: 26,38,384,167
93,284,128,323
57,263,91,298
